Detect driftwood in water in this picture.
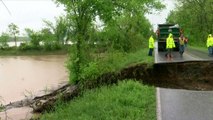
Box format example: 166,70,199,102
31,84,79,113
4,84,79,113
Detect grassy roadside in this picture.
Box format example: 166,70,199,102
40,80,156,120
101,48,154,72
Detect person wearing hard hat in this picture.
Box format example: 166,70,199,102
207,34,213,56
166,33,176,58
148,35,155,56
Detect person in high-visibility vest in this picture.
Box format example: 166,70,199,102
207,34,213,56
166,33,176,58
148,35,155,56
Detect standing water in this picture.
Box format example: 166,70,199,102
0,55,68,105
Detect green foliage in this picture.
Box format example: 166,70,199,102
25,28,42,50
80,62,100,80
19,43,31,51
8,23,20,47
167,0,213,47
55,0,164,83
103,14,151,52
40,28,62,51
0,32,9,50
99,48,154,71
43,16,69,45
41,80,156,120
68,48,154,84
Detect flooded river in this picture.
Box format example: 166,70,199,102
0,55,68,105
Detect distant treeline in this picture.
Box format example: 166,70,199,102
167,0,213,46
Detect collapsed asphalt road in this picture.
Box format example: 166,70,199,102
155,46,213,120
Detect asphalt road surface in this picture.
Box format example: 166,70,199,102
157,88,213,120
154,43,213,63
155,45,213,120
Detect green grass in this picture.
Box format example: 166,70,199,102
99,48,154,73
40,80,156,120
111,48,154,69
78,48,154,82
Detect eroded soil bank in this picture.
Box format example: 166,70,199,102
85,61,213,91
150,61,213,90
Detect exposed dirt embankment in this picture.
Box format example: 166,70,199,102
84,61,213,90
3,61,213,114
151,61,213,90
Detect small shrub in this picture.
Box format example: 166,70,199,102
80,62,100,80
19,43,31,50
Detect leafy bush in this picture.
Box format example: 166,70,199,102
80,62,100,80
19,43,31,50
43,42,62,51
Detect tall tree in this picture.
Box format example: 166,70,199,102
43,16,69,45
8,23,19,47
54,0,165,83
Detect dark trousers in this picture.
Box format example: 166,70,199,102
148,48,153,56
166,48,172,57
208,46,213,56
179,45,184,55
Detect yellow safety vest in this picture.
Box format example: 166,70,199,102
166,37,175,49
149,36,155,48
207,37,213,47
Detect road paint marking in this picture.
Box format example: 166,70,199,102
157,87,162,120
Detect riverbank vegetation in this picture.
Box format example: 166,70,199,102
40,80,156,120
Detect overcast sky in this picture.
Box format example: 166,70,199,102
146,0,176,30
0,0,175,35
0,0,65,35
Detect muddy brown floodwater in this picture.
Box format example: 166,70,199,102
0,55,68,105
